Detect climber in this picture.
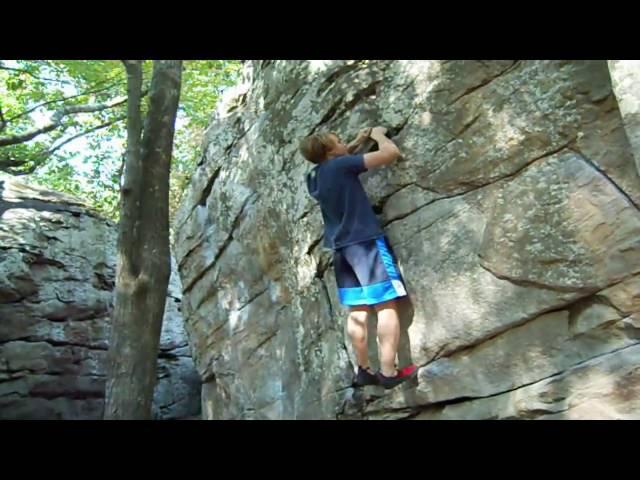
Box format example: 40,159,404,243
300,126,417,389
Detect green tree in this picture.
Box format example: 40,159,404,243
170,60,241,219
104,60,182,420
0,60,241,220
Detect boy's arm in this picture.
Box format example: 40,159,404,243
363,127,401,169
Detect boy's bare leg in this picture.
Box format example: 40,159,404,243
374,299,401,377
347,306,371,369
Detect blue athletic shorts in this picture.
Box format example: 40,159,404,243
334,236,408,307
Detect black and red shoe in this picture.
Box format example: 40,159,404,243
354,366,380,387
398,364,417,378
377,364,418,390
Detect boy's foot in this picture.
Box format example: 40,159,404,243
354,366,379,387
377,364,418,390
398,364,418,378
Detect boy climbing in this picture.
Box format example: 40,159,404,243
300,126,417,389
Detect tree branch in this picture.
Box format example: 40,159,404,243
0,106,5,131
48,116,126,155
56,95,129,116
0,92,145,147
0,65,72,84
5,80,125,124
0,156,26,172
120,60,144,197
0,122,61,147
0,116,126,175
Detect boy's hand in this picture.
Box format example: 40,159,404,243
356,127,372,141
347,127,373,153
370,126,388,139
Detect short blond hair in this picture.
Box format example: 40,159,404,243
299,132,337,164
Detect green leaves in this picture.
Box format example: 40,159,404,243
5,76,26,92
1,59,242,222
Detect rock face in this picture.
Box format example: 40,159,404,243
174,60,640,419
608,60,640,176
0,175,200,420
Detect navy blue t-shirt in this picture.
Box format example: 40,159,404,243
306,154,383,250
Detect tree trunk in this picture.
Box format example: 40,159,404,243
104,60,183,420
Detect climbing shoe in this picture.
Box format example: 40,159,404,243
377,364,418,390
398,364,418,378
354,366,379,387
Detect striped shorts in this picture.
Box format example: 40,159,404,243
334,236,408,307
